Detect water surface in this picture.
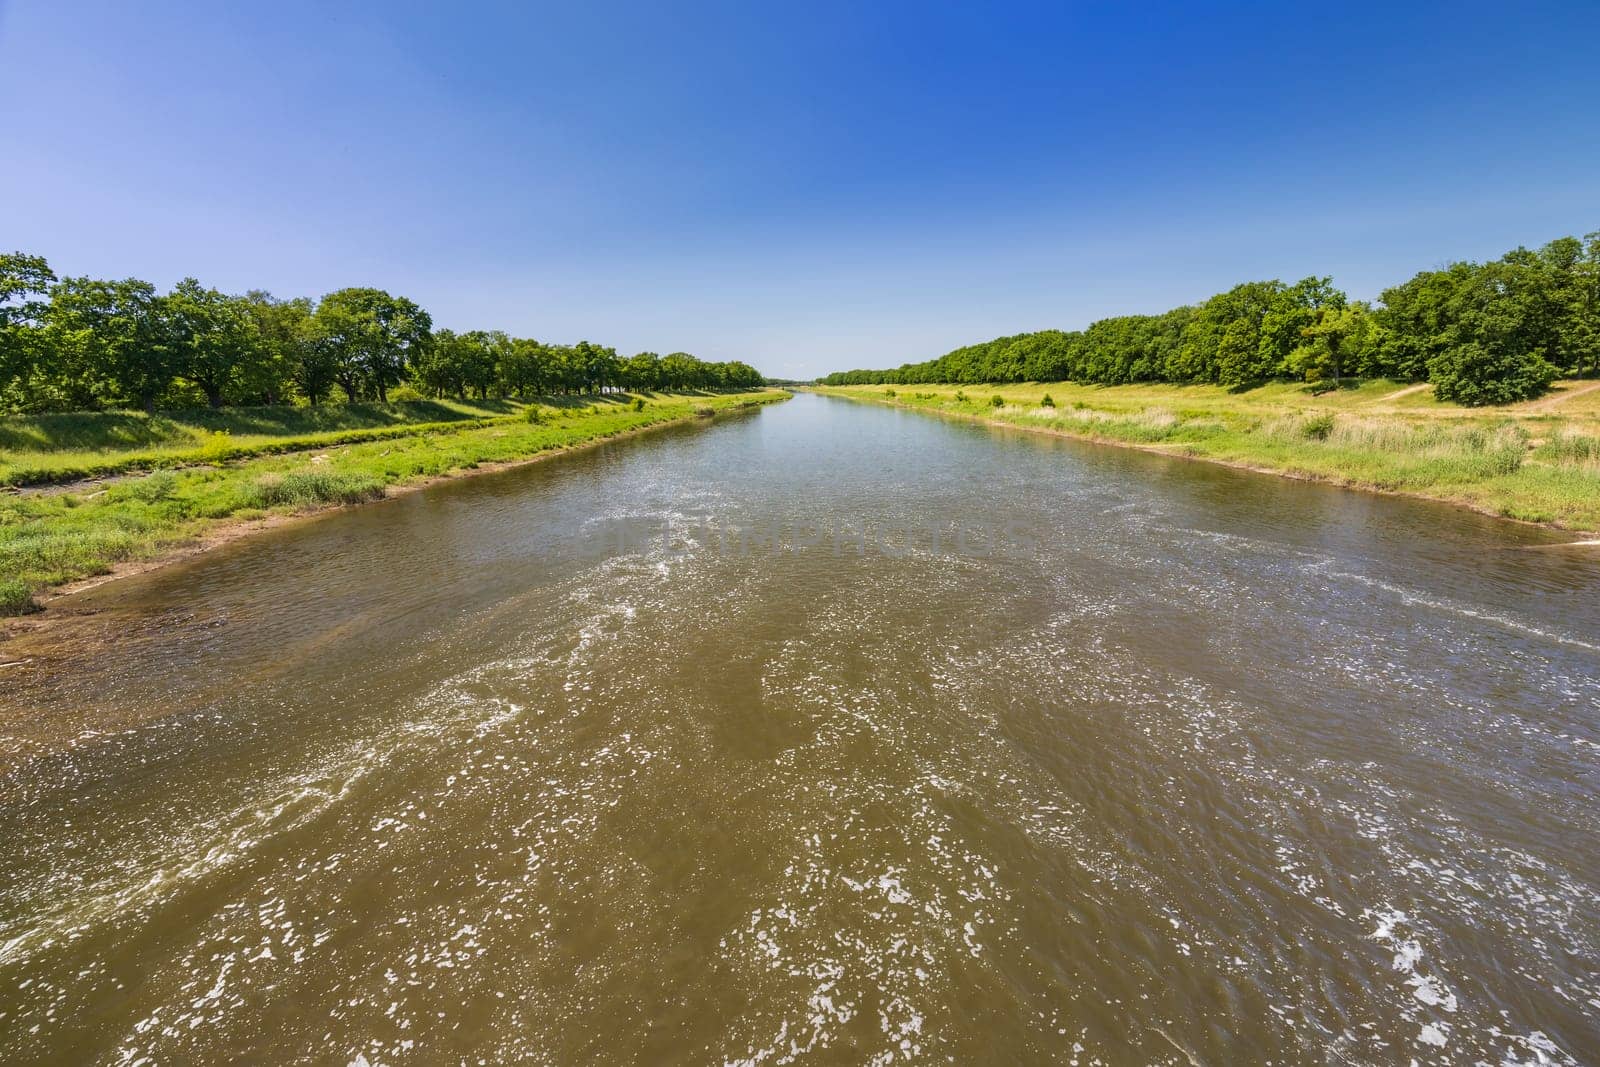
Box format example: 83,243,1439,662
2,394,1597,1064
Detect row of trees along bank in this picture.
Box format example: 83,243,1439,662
821,231,1600,405
0,254,765,413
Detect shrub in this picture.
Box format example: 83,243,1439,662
954,391,967,403
1428,343,1558,406
115,470,179,502
632,397,646,411
991,395,1005,407
196,430,235,462
524,406,546,423
0,578,38,615
1301,413,1335,440
1040,394,1055,408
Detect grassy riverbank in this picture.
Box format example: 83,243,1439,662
814,380,1600,534
0,397,538,487
0,389,788,615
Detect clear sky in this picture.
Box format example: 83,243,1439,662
2,1,1596,380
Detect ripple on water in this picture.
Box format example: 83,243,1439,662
1,398,1597,1064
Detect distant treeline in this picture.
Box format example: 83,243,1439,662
822,232,1600,405
0,253,765,413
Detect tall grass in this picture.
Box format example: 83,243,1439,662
1017,405,1186,442
1313,418,1530,478
1541,428,1600,466
243,471,387,509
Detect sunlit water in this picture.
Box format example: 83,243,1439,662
2,394,1597,1064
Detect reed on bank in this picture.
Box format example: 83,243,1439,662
0,390,788,615
813,381,1600,533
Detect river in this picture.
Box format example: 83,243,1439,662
1,393,1597,1064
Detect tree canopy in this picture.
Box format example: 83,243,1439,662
0,256,766,412
822,231,1599,405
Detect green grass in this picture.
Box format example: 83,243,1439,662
0,397,552,487
0,397,518,451
814,381,1600,532
243,470,388,509
0,390,788,614
0,392,768,487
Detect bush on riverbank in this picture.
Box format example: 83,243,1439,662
0,578,35,614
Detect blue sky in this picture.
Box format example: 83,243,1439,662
2,1,1596,380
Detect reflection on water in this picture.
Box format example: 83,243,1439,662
1,394,1597,1064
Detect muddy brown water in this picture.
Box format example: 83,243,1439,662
1,393,1597,1064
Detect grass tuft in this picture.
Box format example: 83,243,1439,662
244,471,387,509
0,578,38,615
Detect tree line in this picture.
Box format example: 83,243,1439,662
0,253,765,413
822,231,1600,405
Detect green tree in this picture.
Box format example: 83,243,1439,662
500,338,547,397
624,351,662,391
246,292,329,405
413,328,483,399
1542,232,1600,377
1293,305,1365,389
462,330,506,398
568,340,618,393
164,278,269,408
1249,277,1346,387
0,252,57,403
43,276,172,411
1428,341,1557,405
659,351,697,390
1175,280,1282,384
1215,318,1264,388
314,288,432,402
543,344,579,393
1427,258,1560,404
